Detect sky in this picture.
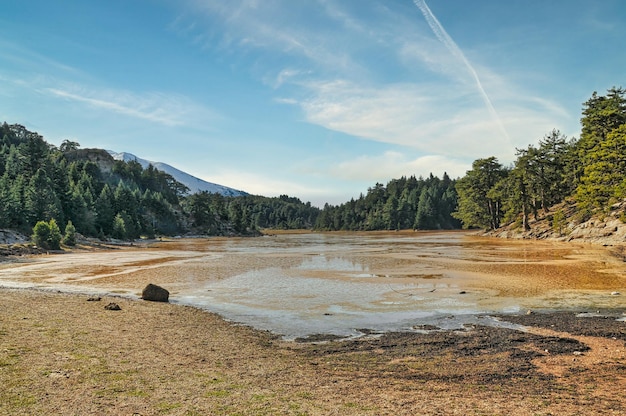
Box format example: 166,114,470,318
1,0,625,207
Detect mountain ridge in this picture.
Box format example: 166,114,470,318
107,151,248,197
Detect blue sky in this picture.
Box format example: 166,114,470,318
1,0,624,206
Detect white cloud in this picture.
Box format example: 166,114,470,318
328,151,469,182
0,39,85,78
284,76,572,163
0,37,221,131
178,1,576,164
180,0,369,76
204,169,329,200
269,68,310,89
178,1,573,163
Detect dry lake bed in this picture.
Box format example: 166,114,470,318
0,230,623,339
1,231,625,415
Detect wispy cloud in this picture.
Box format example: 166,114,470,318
0,37,219,130
179,0,572,163
412,0,511,144
285,78,566,162
0,39,85,78
270,68,311,89
178,0,368,76
45,85,215,127
206,169,330,200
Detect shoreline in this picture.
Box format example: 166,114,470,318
1,232,625,414
1,287,625,415
3,284,625,340
1,231,624,340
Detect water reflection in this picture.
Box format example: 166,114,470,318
0,231,624,339
295,255,368,273
171,233,624,339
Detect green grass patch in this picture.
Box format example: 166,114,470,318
157,401,183,412
204,389,231,398
126,389,149,398
2,393,38,408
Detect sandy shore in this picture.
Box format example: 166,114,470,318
1,287,625,415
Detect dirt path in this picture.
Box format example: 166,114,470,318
1,289,624,415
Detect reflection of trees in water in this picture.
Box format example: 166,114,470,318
296,255,368,273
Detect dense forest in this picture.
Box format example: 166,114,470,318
1,87,623,243
454,87,626,232
184,192,319,234
0,122,320,241
314,174,459,231
0,122,459,242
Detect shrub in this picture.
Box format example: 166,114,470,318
32,219,62,250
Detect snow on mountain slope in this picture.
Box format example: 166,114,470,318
108,151,248,197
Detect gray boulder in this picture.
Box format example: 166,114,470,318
141,283,170,302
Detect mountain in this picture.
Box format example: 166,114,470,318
107,151,248,197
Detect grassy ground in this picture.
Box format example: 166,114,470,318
1,289,624,415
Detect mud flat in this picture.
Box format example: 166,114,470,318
0,232,625,414
0,231,624,338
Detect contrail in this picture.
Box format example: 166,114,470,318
413,0,511,143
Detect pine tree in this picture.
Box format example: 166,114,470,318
62,220,77,246
453,157,507,229
576,87,626,210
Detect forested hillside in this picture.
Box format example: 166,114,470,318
454,87,626,233
0,122,191,239
0,122,320,240
0,121,461,242
2,87,622,242
314,174,459,231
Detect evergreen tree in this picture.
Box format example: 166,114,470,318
112,213,127,240
62,220,77,246
95,185,115,235
415,187,436,229
576,88,626,210
24,168,62,225
577,124,626,208
453,157,507,230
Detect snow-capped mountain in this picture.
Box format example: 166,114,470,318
108,151,248,197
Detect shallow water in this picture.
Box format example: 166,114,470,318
0,231,624,339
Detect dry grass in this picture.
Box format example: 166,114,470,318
1,289,624,415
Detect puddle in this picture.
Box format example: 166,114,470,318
1,231,624,339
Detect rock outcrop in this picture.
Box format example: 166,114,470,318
487,200,626,246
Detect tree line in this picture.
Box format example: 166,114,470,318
313,174,459,231
454,87,626,231
0,122,190,241
0,122,320,241
183,192,319,234
4,87,621,242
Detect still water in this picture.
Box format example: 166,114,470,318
0,231,624,339
171,232,625,338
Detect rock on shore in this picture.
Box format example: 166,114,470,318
141,283,170,302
